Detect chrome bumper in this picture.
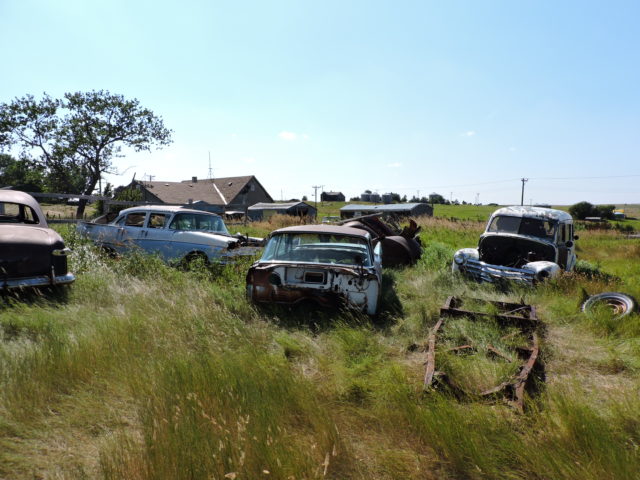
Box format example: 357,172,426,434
1,273,76,289
459,259,535,285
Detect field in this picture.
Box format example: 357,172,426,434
1,210,640,479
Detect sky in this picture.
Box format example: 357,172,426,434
1,0,639,205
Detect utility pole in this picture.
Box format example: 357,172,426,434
520,178,528,206
312,185,324,209
208,151,213,180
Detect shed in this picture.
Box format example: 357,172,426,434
248,201,317,221
340,202,433,219
321,191,345,202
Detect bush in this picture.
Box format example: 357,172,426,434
569,201,594,220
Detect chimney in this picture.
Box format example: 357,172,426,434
192,176,198,183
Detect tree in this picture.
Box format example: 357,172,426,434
569,201,594,220
0,91,172,217
302,195,308,201
428,192,446,204
0,153,46,191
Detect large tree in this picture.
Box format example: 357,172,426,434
0,153,46,192
0,91,172,217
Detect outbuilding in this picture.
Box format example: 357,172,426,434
340,202,433,219
248,201,317,221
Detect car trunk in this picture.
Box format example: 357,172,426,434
0,227,52,277
479,235,556,268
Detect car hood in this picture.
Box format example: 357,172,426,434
0,225,61,246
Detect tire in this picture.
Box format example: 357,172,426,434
581,292,637,318
180,252,209,270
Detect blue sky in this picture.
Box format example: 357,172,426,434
1,0,639,204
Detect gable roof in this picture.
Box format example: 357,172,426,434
137,175,272,206
248,201,314,211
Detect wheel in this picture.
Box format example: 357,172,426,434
581,292,637,318
180,252,209,270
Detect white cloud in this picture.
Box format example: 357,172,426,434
462,130,476,137
278,131,297,141
509,146,517,152
387,162,402,168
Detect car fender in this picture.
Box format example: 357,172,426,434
522,260,561,280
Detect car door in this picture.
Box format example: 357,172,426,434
118,211,148,251
138,212,172,257
556,222,574,270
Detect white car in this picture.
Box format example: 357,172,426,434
452,206,577,284
78,205,260,264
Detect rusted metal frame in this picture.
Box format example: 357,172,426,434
425,296,542,412
423,318,443,387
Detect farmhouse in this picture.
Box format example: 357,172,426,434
247,201,317,221
124,176,273,213
321,191,345,202
340,202,433,219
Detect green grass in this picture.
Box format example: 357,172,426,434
1,218,640,479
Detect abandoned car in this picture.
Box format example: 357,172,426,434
0,190,75,289
78,205,260,264
246,225,382,315
452,206,577,284
339,214,422,267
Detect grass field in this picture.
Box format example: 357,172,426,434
1,211,640,479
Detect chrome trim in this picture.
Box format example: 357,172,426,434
52,247,72,256
1,273,76,289
460,258,535,285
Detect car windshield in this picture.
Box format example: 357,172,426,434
168,213,229,234
0,202,39,224
261,233,372,266
487,215,556,240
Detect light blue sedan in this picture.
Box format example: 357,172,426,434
78,206,260,264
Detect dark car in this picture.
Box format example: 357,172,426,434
0,190,75,289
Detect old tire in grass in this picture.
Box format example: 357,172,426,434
581,292,637,318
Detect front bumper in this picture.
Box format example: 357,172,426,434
1,273,76,289
458,258,535,285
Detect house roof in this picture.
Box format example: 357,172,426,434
248,201,315,211
138,176,269,206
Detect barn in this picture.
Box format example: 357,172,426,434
247,201,317,221
339,202,433,219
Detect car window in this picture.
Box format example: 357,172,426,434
124,212,146,227
0,202,39,224
261,233,372,266
488,216,555,240
168,213,229,234
147,213,168,228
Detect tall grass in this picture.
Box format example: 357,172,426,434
1,220,640,479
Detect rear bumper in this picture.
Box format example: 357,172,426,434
1,273,76,289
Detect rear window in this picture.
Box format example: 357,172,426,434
0,202,39,224
261,233,372,266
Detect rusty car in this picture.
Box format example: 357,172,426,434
452,206,577,284
0,190,75,289
246,225,382,315
339,214,422,267
78,205,261,265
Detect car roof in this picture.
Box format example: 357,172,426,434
491,206,572,222
0,190,46,224
270,224,371,238
118,205,222,217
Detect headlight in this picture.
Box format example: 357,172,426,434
453,252,466,265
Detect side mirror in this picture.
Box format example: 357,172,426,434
573,235,579,240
